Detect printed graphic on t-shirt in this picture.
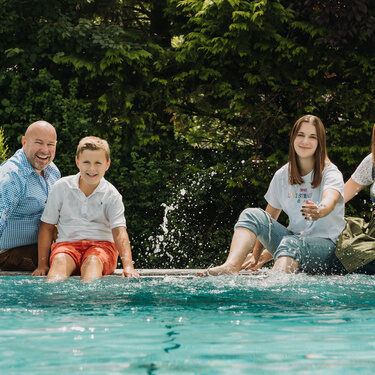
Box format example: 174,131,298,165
288,188,313,204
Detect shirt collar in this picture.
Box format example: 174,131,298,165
18,149,57,179
74,172,107,194
18,149,38,177
43,162,58,178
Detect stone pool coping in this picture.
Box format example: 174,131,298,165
0,269,255,277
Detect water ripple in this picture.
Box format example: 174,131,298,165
1,272,375,374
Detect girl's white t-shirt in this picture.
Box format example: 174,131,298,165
264,162,345,243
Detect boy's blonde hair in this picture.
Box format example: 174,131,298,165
76,136,110,161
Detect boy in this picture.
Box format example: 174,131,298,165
32,136,139,281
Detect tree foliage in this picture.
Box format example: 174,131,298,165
0,127,8,164
168,0,375,217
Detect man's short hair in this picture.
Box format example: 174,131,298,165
76,136,110,161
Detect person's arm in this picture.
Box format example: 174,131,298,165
112,226,139,278
0,174,23,237
344,154,373,203
31,221,55,276
241,204,281,270
344,178,366,203
31,181,62,276
301,188,340,221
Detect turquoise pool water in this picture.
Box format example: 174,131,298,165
1,272,375,374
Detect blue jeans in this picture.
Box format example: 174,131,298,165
235,208,336,274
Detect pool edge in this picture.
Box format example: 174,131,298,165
0,269,256,277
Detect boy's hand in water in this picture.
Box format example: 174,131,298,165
31,265,50,276
122,265,140,278
301,200,322,221
241,250,273,271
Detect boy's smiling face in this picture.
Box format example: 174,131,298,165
76,149,110,189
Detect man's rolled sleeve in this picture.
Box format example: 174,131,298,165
0,173,23,236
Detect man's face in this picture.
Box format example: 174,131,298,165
22,126,57,172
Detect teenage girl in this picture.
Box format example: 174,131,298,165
199,115,346,275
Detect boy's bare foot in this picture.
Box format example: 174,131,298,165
46,275,68,283
197,263,239,276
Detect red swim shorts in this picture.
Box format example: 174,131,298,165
50,240,118,276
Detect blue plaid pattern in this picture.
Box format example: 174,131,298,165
0,149,60,252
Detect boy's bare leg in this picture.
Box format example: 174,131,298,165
198,227,256,276
272,256,298,274
80,255,103,281
47,253,76,282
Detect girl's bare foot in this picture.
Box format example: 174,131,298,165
197,263,239,276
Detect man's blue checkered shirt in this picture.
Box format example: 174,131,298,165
0,149,60,252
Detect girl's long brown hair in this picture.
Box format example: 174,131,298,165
288,115,327,188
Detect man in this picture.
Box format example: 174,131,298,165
0,120,60,271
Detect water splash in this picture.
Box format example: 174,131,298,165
160,203,175,235
300,218,314,237
140,158,274,267
153,203,176,261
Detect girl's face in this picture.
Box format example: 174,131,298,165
293,121,318,160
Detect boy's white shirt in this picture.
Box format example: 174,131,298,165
41,173,126,242
264,162,346,243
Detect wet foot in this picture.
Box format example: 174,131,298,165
197,263,239,276
46,274,68,283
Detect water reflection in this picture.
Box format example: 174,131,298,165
163,324,181,353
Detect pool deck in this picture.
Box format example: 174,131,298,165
0,269,255,277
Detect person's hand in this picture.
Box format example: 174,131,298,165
31,265,49,276
301,200,322,221
241,254,258,270
122,266,140,278
241,250,273,271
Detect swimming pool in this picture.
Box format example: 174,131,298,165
1,271,375,374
